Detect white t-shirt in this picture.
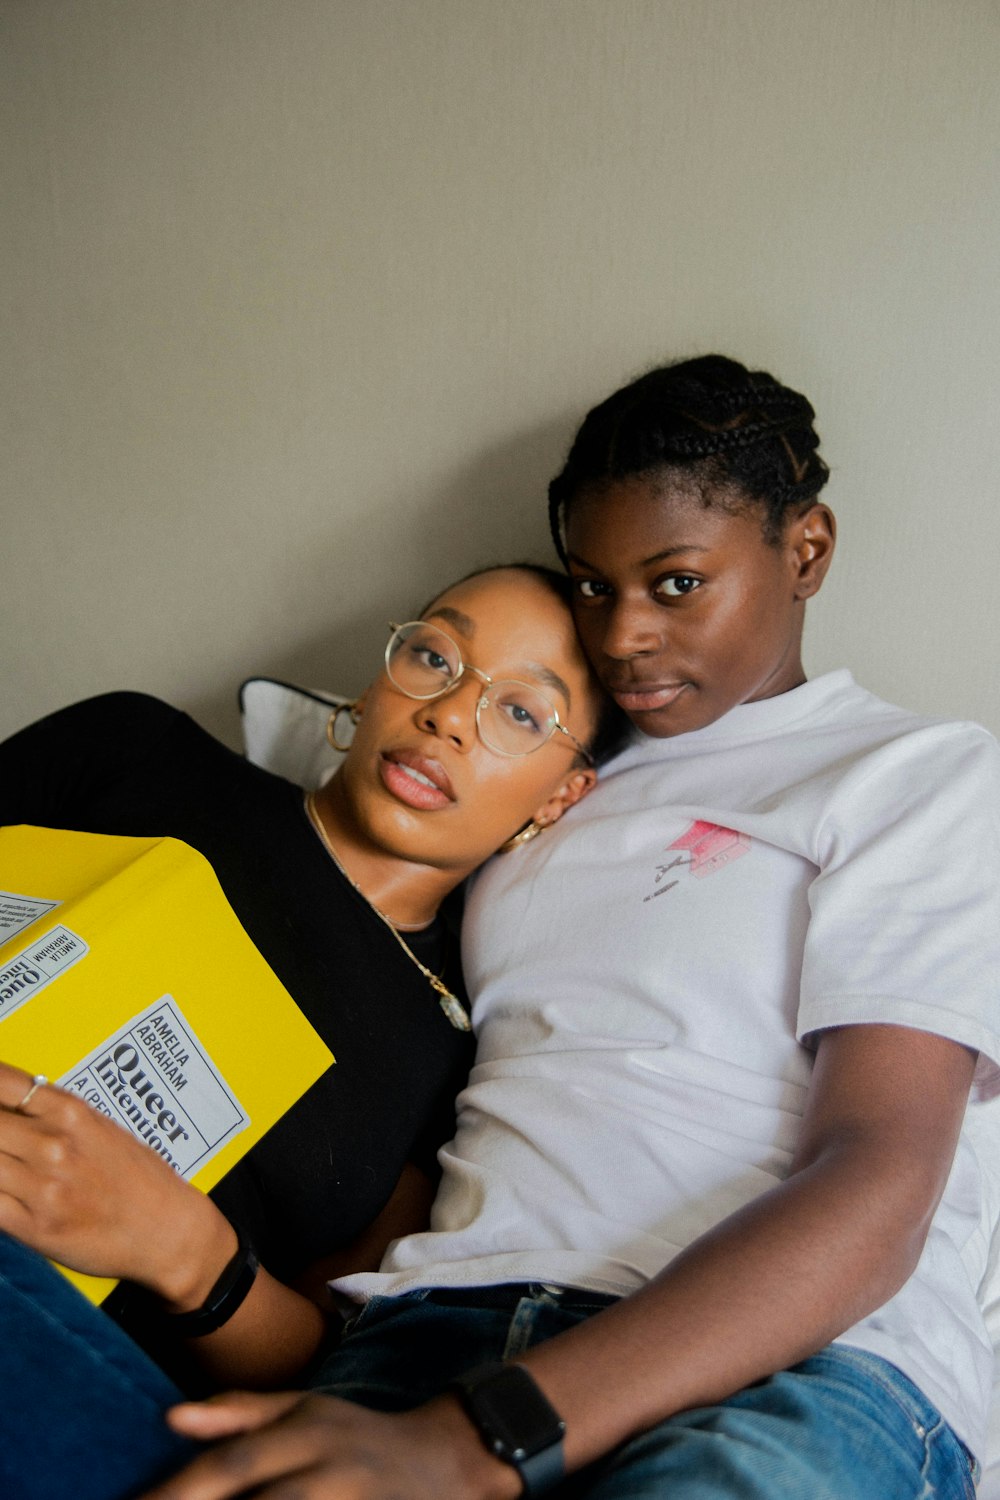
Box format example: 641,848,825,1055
333,672,1000,1460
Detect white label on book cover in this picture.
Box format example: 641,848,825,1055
0,925,88,1022
0,890,62,945
58,996,250,1177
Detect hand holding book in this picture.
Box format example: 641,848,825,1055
0,1060,236,1307
0,825,335,1305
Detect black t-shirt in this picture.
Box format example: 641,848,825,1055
0,693,474,1281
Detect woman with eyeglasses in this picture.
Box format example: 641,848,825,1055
0,564,623,1428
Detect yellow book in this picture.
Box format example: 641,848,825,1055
0,824,335,1303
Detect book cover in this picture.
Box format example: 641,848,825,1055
0,824,335,1303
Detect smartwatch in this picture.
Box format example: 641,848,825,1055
451,1360,567,1496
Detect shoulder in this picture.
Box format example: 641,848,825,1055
6,691,185,741
794,672,994,756
772,675,999,811
1,692,226,791
834,683,999,794
810,695,999,868
848,678,995,743
67,690,186,731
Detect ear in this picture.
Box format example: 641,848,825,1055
787,504,836,600
531,765,598,830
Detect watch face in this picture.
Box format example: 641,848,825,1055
462,1363,566,1462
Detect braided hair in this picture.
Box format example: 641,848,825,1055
548,355,830,560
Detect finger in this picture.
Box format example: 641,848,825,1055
0,1190,34,1242
0,1100,57,1159
166,1391,303,1440
0,1097,80,1189
0,1076,67,1131
0,1064,41,1112
0,1109,36,1165
142,1398,336,1500
140,1458,317,1500
0,1146,79,1255
0,1148,47,1207
0,1079,95,1149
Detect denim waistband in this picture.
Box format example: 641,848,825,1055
418,1281,620,1313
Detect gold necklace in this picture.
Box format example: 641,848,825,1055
305,791,471,1033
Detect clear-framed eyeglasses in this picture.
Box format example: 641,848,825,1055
385,621,594,764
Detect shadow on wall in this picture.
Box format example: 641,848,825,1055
186,413,578,748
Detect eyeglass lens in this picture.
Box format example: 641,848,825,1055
386,622,559,756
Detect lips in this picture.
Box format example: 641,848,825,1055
605,681,690,714
379,750,455,810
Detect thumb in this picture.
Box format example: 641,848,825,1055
165,1389,303,1440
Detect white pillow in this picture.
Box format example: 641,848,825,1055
239,677,349,790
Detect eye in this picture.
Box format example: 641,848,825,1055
573,578,611,600
488,687,551,740
654,574,701,598
500,698,543,733
412,646,451,673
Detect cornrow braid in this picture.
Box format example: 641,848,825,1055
548,355,829,559
696,383,813,420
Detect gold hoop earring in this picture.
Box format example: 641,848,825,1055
497,819,547,855
326,701,362,753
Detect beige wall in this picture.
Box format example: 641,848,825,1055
3,0,999,745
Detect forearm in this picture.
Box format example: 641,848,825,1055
153,1160,437,1388
169,1263,333,1388
367,1137,942,1500
504,1024,977,1476
132,1195,328,1387
517,1140,933,1471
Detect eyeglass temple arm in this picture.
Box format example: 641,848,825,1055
555,721,595,765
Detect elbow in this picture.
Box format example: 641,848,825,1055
842,1147,947,1307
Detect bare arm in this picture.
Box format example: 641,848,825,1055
518,1023,977,1469
0,1063,433,1388
143,1024,978,1499
189,1161,437,1387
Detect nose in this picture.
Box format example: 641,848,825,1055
415,676,482,749
599,597,663,661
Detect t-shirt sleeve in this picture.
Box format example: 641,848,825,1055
0,693,184,829
798,720,1000,1098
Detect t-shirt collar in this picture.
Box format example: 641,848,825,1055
619,669,857,759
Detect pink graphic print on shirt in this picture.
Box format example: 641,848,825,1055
644,820,751,902
668,820,751,878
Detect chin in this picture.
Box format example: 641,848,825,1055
631,702,704,739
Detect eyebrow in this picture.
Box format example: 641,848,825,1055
429,605,476,636
427,608,572,708
567,545,710,569
524,663,572,709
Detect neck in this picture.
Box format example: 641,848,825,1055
306,778,459,930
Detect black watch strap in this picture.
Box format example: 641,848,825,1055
165,1222,259,1337
452,1361,566,1496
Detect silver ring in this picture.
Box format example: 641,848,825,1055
16,1074,49,1112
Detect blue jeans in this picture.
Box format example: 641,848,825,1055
317,1284,980,1500
0,1237,980,1500
0,1233,197,1500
